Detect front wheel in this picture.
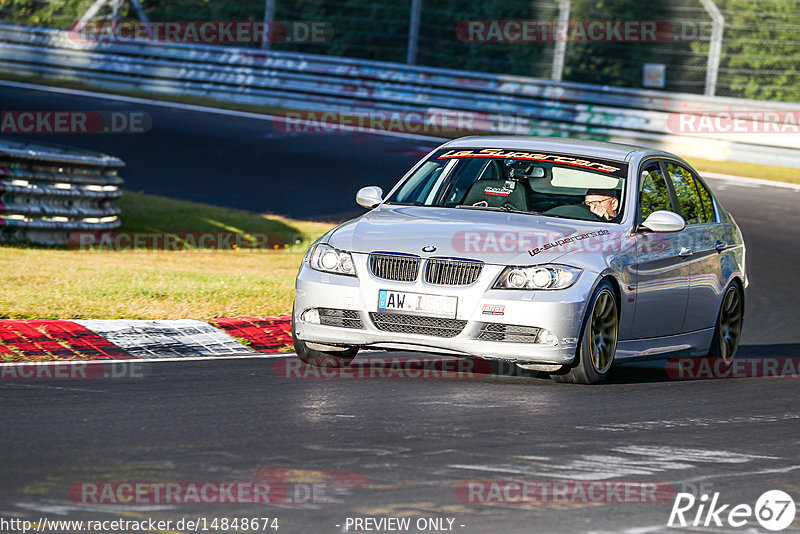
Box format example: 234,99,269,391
708,282,743,364
291,304,357,368
551,281,618,384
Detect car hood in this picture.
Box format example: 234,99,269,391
326,205,629,266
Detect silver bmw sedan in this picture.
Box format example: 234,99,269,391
292,137,746,384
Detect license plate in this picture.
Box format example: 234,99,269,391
378,290,457,318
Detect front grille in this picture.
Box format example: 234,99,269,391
318,308,363,329
478,323,541,343
369,312,467,338
424,258,483,285
369,253,420,282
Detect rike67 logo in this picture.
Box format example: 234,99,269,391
668,490,796,531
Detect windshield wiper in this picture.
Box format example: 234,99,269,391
455,204,532,215
535,211,569,219
386,201,425,206
454,204,577,220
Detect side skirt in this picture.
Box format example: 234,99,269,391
615,328,715,362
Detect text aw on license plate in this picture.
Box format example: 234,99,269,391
378,290,457,318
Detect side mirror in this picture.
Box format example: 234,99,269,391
356,186,383,209
641,210,686,232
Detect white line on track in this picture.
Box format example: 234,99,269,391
0,80,448,143
0,349,392,367
0,383,107,393
0,353,291,367
666,463,800,486
702,171,800,191
448,446,780,481
588,525,739,534
575,412,800,432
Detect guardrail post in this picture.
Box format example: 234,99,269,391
129,0,152,39
262,0,276,50
551,0,570,82
110,0,122,24
699,0,724,96
406,0,422,64
78,0,152,39
78,0,109,26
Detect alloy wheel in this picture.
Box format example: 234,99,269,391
718,286,743,364
590,288,618,374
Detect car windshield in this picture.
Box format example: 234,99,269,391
387,148,629,223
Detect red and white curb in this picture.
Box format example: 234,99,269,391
0,317,292,362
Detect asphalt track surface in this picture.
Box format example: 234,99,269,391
1,83,799,533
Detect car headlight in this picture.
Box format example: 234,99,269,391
309,244,356,276
493,264,581,290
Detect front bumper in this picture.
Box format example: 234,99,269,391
294,254,597,365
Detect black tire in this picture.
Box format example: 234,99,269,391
551,280,619,385
291,303,357,368
708,282,743,364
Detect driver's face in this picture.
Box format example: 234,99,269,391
584,194,619,220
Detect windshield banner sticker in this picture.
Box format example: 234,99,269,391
438,148,627,176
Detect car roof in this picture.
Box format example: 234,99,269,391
440,136,669,162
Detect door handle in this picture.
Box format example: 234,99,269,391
679,247,693,258
715,241,727,252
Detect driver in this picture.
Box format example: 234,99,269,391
546,188,620,222
584,188,620,221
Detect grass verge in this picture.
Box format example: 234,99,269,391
0,191,334,319
689,158,800,185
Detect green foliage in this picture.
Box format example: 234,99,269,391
0,0,91,27
2,0,797,101
711,0,800,101
416,0,554,76
640,166,673,220
563,0,694,91
275,0,410,61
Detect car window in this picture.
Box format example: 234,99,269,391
694,177,716,223
442,158,494,205
388,148,629,222
639,162,674,220
391,160,449,204
665,162,703,225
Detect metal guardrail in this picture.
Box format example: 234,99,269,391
0,137,123,245
1,24,799,168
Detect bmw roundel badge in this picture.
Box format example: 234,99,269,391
422,245,436,252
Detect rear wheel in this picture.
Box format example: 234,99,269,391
291,304,357,368
708,282,743,364
551,281,618,384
